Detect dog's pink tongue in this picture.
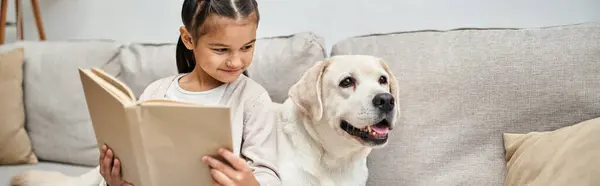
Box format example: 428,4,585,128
372,125,389,134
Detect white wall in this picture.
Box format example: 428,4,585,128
6,0,600,51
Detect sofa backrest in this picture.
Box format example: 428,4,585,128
331,22,600,186
118,32,326,103
3,21,600,185
0,32,325,166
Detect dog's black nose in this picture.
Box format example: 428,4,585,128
372,93,395,113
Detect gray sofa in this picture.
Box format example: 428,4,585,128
1,22,599,186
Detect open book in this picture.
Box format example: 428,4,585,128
78,68,233,186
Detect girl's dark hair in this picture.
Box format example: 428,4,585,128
176,0,259,76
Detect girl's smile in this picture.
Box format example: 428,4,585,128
220,68,243,75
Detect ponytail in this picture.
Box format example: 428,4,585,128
176,36,196,74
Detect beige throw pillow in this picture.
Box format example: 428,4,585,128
0,48,38,165
504,117,600,186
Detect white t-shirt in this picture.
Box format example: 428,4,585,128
164,74,227,105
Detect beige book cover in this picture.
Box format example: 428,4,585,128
78,68,233,186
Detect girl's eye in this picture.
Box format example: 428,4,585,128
339,77,355,88
212,48,229,53
241,45,253,51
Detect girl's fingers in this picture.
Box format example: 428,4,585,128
99,144,107,160
212,178,223,186
218,148,250,172
111,158,122,179
99,145,107,175
102,149,114,176
210,169,234,186
203,156,239,179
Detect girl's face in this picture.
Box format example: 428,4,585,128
181,15,258,84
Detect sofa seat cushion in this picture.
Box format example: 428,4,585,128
0,162,94,185
331,22,600,186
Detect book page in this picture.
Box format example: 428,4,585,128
136,103,233,186
139,99,196,105
79,69,133,105
140,99,231,108
91,68,136,102
78,69,147,186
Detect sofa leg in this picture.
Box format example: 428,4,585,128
16,0,23,40
0,0,7,44
30,0,45,41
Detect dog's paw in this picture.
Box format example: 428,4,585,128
10,170,71,186
10,172,28,186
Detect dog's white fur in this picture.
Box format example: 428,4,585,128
10,55,400,186
274,55,400,186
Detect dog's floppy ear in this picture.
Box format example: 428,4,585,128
379,58,401,117
289,59,330,121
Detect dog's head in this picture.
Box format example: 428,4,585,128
289,55,400,148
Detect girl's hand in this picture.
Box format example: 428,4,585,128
99,144,133,186
203,148,260,186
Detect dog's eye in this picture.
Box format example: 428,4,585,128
339,77,355,88
379,76,388,84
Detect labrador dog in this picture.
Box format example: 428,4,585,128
274,55,400,186
10,55,400,186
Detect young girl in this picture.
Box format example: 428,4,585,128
99,0,280,185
